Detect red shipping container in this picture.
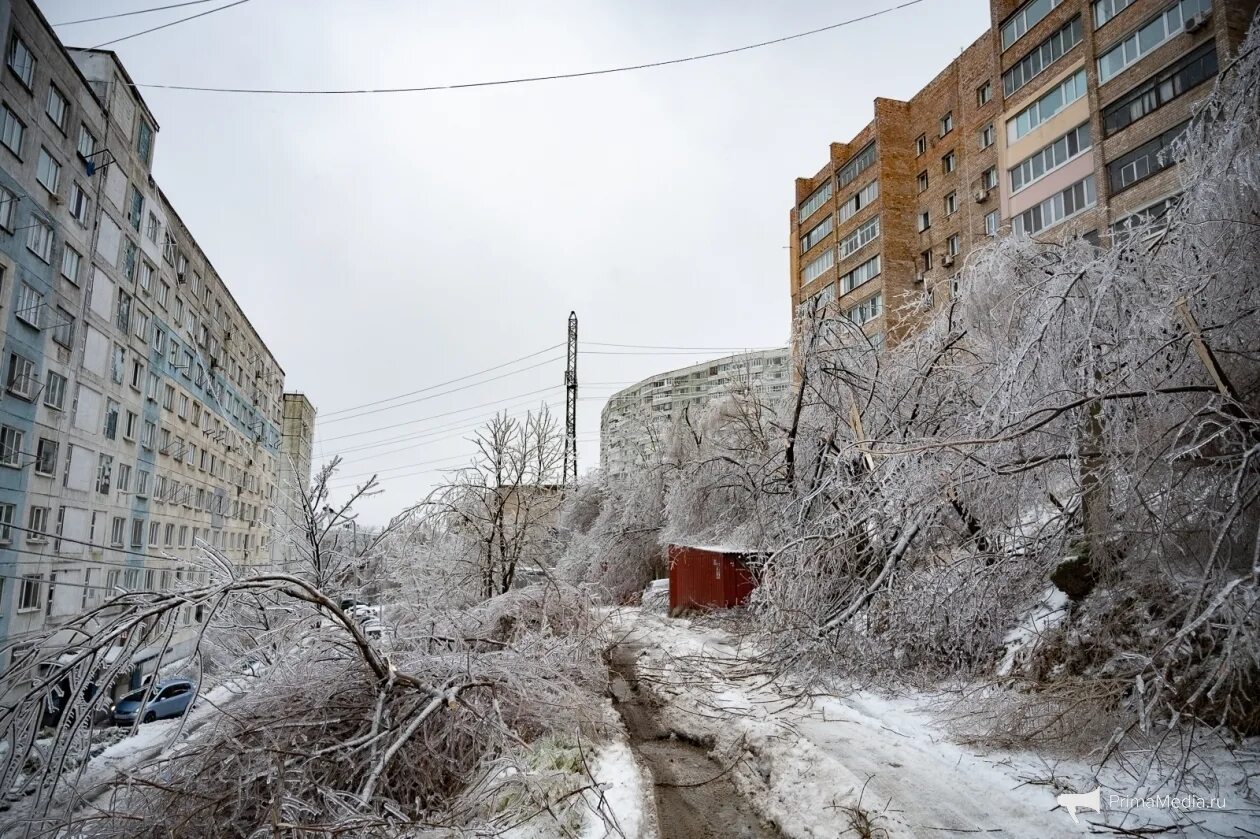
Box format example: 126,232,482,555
667,544,759,616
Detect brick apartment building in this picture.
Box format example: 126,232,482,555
789,0,1258,339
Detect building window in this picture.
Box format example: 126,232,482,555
7,33,35,88
127,184,144,230
1106,120,1189,193
838,179,879,222
51,307,74,348
26,219,53,263
798,181,832,222
840,216,880,258
1011,122,1092,192
1001,0,1065,50
922,249,934,271
980,123,995,149
1095,0,1138,26
915,134,927,156
27,506,48,542
15,282,42,326
840,254,881,295
1003,16,1083,97
1103,41,1217,137
142,420,156,448
136,469,150,497
1113,193,1181,238
110,516,125,547
146,212,160,242
945,191,958,215
18,575,43,612
918,210,931,232
44,371,66,410
125,409,139,439
942,151,957,173
837,143,877,189
917,171,929,193
982,166,999,190
45,85,68,132
69,182,89,224
0,185,16,229
977,81,993,106
97,454,113,494
34,438,57,476
104,399,120,441
801,248,836,285
1013,175,1096,235
946,234,961,255
0,425,22,467
1007,69,1087,142
131,518,145,548
1098,0,1211,84
847,293,883,325
985,210,1001,236
36,147,60,194
116,290,132,333
0,502,13,543
77,123,95,158
940,112,954,136
800,215,833,252
137,119,154,164
158,280,170,307
1,104,24,155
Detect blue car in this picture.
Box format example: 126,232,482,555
112,678,197,725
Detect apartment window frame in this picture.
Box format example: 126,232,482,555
985,209,1001,236
942,150,957,174
18,574,43,612
915,134,927,156
1101,40,1217,137
839,216,880,259
917,171,929,193
1106,119,1189,194
1010,122,1093,193
798,180,833,223
847,292,884,326
801,247,836,285
800,214,833,253
1097,0,1212,84
1001,0,1066,50
44,371,66,410
836,142,877,189
0,104,24,156
840,254,881,295
26,218,53,264
977,80,993,106
1007,69,1087,142
0,184,16,230
1013,174,1097,235
1003,16,1084,97
980,123,996,149
36,146,60,194
918,210,931,232
945,191,958,216
939,112,954,136
45,84,68,133
77,124,94,158
7,33,35,89
982,166,999,190
838,179,879,223
34,437,57,476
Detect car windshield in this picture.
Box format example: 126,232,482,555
119,689,150,703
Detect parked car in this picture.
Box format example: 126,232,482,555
347,604,380,623
112,678,196,725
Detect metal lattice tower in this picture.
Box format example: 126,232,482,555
563,311,578,487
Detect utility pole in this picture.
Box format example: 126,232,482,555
563,311,578,487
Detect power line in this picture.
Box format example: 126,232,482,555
54,0,221,26
320,344,564,418
89,0,255,49
126,0,929,94
581,342,785,352
319,354,564,425
315,386,560,444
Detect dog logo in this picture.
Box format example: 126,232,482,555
1056,786,1101,824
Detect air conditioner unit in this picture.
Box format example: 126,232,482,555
49,192,63,205
942,254,956,268
1184,11,1210,32
974,189,989,203
914,272,926,284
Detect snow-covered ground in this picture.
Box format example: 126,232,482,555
596,607,1260,838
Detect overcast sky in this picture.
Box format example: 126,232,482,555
48,0,990,524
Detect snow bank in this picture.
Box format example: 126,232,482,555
580,739,655,839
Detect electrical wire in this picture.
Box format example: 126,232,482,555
125,0,929,94
54,0,221,26
319,354,564,425
581,342,785,352
89,0,255,49
319,343,564,418
314,386,560,444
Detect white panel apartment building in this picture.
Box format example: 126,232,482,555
0,0,285,692
599,348,791,476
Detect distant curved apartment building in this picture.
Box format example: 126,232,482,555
599,348,791,475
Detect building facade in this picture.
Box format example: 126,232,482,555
600,348,791,476
273,392,315,563
0,0,289,687
789,0,1258,338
